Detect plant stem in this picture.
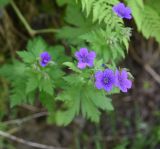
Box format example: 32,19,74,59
10,0,58,36
35,28,58,34
0,130,67,149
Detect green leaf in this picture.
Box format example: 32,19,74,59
127,0,160,43
63,74,85,86
86,85,114,111
0,64,14,80
55,87,81,126
56,3,98,45
27,37,47,57
90,92,114,111
10,77,28,107
17,51,35,63
56,108,76,126
0,0,10,8
48,45,70,64
26,75,39,94
63,62,82,73
55,82,115,125
39,77,54,96
82,91,100,123
39,92,55,112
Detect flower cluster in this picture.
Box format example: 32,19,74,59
74,48,132,93
39,49,132,93
95,69,132,93
112,2,132,20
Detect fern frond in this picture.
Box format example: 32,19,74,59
127,0,160,43
79,0,122,27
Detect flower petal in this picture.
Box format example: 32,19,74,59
77,62,87,69
125,80,132,89
75,51,81,59
113,2,132,20
89,51,96,59
121,69,128,79
95,81,103,89
120,86,128,93
103,84,113,92
95,71,103,80
87,61,94,67
40,61,47,67
79,48,88,55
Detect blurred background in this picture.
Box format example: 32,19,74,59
0,0,160,149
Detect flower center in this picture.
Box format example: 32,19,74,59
103,77,108,85
81,56,89,63
42,56,50,63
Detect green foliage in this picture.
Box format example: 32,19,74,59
56,2,98,45
80,27,131,62
63,62,82,73
55,70,113,126
127,0,160,43
79,0,121,26
0,0,10,8
57,0,131,64
0,0,133,126
0,61,30,107
0,37,65,108
113,138,129,149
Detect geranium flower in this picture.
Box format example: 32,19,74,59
95,69,115,92
75,48,96,69
40,52,51,67
115,69,132,92
112,2,132,19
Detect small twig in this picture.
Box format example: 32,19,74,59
20,104,40,112
144,64,160,84
130,46,160,85
3,112,48,125
0,130,67,149
10,0,58,36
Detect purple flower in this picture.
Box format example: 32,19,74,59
75,48,96,69
115,69,132,92
112,2,132,19
95,69,115,92
40,52,51,67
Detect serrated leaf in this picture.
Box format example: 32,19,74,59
63,62,82,73
26,75,39,94
82,91,100,122
10,77,27,107
39,78,54,96
90,92,114,111
48,45,70,64
27,37,47,57
63,74,85,86
86,85,114,111
56,109,75,126
17,51,35,63
39,92,55,112
55,88,80,126
56,3,98,45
